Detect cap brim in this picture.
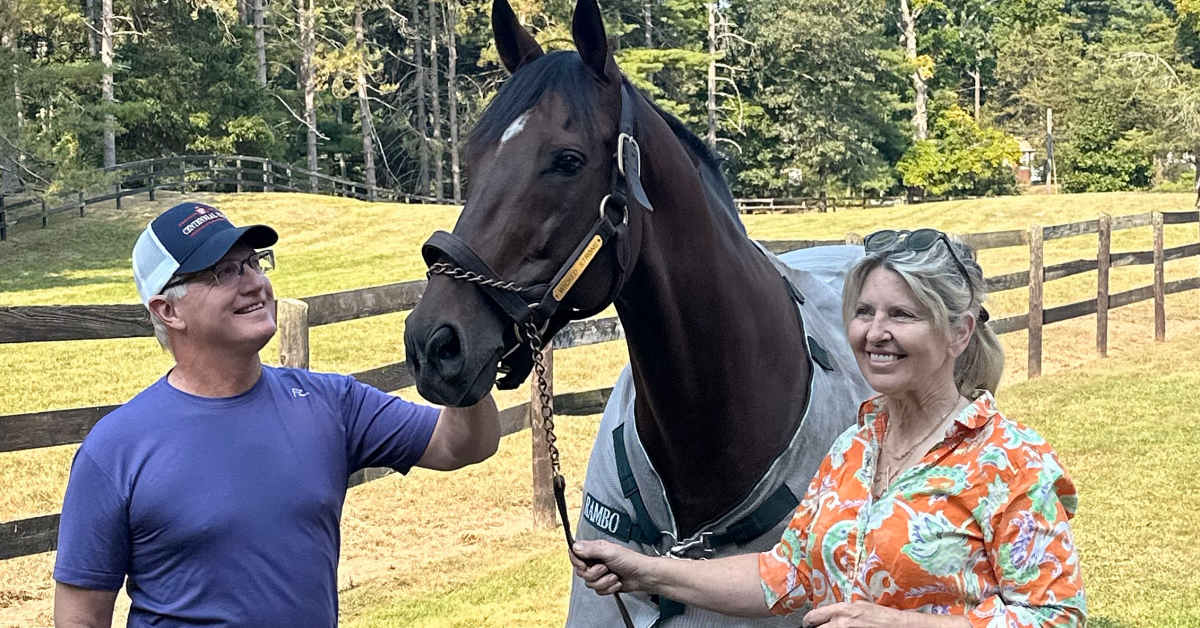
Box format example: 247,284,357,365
176,224,279,273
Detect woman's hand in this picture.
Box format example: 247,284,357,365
803,602,970,628
570,539,652,595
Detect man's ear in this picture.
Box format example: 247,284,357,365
147,296,186,332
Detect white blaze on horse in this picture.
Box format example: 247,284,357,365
402,1,872,625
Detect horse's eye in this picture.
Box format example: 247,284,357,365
550,151,585,175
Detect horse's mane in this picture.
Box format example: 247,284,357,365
471,50,745,234
641,95,744,234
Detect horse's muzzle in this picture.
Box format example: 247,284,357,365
405,296,505,407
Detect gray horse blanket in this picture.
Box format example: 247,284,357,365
566,245,874,627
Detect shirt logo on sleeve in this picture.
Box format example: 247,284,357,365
290,387,309,399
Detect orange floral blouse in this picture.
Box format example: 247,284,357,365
758,392,1085,626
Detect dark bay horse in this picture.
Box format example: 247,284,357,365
404,0,871,623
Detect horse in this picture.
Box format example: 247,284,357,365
403,0,873,624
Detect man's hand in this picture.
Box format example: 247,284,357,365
417,393,500,470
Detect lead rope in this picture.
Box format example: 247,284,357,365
429,266,635,628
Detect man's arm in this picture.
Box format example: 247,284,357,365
54,581,117,628
416,393,500,470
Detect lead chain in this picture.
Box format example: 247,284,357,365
523,320,561,477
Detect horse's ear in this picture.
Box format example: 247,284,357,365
493,0,544,74
572,0,612,81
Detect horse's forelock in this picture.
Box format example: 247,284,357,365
468,51,607,154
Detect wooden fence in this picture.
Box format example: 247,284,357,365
735,193,978,213
0,154,459,241
2,211,1198,560
1,153,983,241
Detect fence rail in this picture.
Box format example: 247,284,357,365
0,154,1034,242
3,211,1198,560
0,155,462,241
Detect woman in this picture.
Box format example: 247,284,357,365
572,229,1086,627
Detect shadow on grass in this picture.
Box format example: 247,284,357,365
1089,617,1133,628
0,209,150,295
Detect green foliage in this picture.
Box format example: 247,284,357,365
1058,100,1154,192
729,0,904,196
3,0,1199,200
116,2,283,160
897,103,1019,195
616,47,712,125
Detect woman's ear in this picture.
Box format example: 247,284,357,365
949,313,976,358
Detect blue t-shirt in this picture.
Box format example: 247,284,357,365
53,366,440,627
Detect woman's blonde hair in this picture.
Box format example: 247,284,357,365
841,233,1004,396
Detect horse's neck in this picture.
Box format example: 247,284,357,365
614,114,812,536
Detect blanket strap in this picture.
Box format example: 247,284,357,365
607,424,801,625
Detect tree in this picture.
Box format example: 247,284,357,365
254,0,267,86
730,0,903,198
354,1,377,199
897,102,1020,196
298,0,318,189
896,0,933,141
1058,97,1154,192
412,0,428,195
446,0,462,201
101,0,115,167
428,0,443,200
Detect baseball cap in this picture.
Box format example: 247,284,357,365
132,201,278,306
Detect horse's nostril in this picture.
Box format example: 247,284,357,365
426,325,465,379
436,331,460,362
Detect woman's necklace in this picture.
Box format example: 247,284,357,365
875,399,962,492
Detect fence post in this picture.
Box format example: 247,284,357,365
1,195,6,242
1028,224,1044,378
1097,214,1111,357
78,190,84,217
530,341,556,528
180,156,191,194
264,161,273,192
114,181,122,210
277,298,310,369
1153,211,1165,342
149,161,157,201
40,198,47,228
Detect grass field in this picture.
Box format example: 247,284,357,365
1,190,1197,626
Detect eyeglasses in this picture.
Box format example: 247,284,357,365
863,229,989,323
162,249,275,292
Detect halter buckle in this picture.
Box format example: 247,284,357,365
617,133,640,179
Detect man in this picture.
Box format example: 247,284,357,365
53,201,500,627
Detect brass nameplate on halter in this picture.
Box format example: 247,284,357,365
552,235,604,301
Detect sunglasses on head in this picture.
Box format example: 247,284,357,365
863,229,989,323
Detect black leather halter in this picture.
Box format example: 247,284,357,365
421,81,654,389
